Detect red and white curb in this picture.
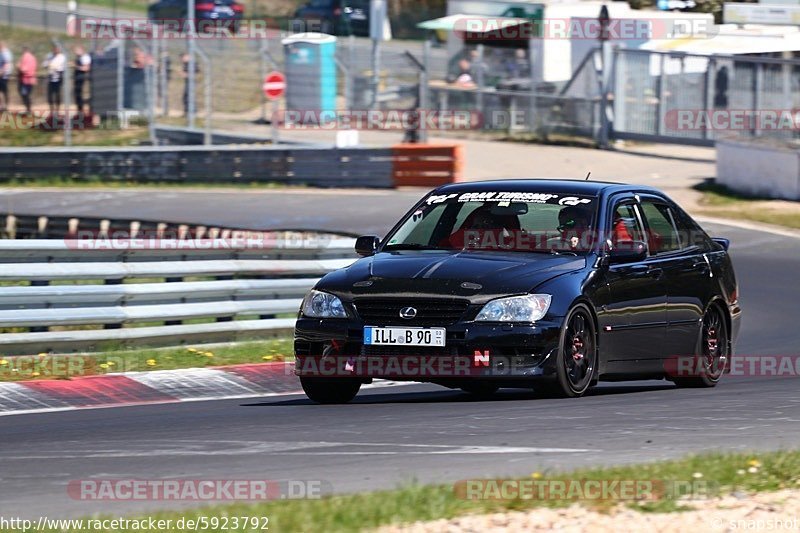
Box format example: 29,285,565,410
0,363,403,417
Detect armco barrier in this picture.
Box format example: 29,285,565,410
0,239,357,355
0,144,462,188
392,144,463,187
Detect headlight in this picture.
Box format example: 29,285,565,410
301,290,347,319
475,294,552,322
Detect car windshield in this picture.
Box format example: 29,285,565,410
383,190,599,254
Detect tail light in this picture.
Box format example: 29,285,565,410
333,7,342,16
195,3,215,11
232,3,244,13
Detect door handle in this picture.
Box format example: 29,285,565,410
648,268,664,279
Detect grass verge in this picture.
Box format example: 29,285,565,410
2,449,798,532
0,338,294,382
695,182,800,230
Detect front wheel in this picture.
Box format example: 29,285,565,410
300,377,361,404
673,305,728,388
539,304,597,398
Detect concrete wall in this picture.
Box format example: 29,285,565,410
716,139,800,200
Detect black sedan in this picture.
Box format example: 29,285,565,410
148,0,244,33
295,180,741,403
293,0,370,36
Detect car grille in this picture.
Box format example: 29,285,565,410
353,298,470,327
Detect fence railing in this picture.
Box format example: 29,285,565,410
0,238,357,355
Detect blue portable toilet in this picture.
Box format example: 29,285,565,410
282,33,337,123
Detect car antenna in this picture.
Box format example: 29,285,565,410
585,172,592,181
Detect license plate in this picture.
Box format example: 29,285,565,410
364,326,445,347
351,11,366,20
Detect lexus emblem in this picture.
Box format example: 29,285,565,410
399,307,417,319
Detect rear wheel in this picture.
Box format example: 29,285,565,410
538,304,597,398
673,305,728,388
300,377,361,404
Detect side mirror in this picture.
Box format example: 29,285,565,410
607,240,647,264
712,237,730,251
355,235,380,257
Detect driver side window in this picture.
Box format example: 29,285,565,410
610,201,645,248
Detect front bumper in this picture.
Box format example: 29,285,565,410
294,318,563,384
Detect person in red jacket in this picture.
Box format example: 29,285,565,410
16,46,37,114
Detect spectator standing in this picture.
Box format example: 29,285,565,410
180,52,198,117
43,43,66,115
16,46,37,115
73,45,91,114
0,42,12,112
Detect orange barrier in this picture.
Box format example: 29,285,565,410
391,144,463,187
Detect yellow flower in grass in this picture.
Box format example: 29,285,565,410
146,359,157,367
187,348,199,353
107,361,116,367
262,355,274,361
38,353,48,358
99,363,109,370
531,472,542,480
31,371,40,377
748,459,762,468
204,352,214,358
0,359,8,366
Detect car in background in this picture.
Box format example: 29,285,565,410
147,0,245,33
295,179,741,403
293,0,370,36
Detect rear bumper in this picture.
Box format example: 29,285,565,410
294,318,563,382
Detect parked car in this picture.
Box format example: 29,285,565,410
293,0,370,36
148,0,244,33
295,179,741,403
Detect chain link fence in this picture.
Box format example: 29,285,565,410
4,0,800,147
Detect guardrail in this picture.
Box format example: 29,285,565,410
0,144,462,188
0,238,357,355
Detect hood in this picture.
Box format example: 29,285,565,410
318,250,586,303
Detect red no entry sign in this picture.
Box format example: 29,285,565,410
263,71,286,101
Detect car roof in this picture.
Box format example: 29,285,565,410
433,179,665,198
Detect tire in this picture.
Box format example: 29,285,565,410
538,304,597,398
459,382,500,398
300,377,361,404
673,305,728,388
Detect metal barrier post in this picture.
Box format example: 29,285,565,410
149,37,158,144
7,0,13,28
421,39,430,143
64,49,72,146
43,0,49,32
160,40,168,117
117,39,125,114
703,57,715,142
476,44,484,118
528,38,537,135
187,0,196,129
371,38,380,109
195,46,212,145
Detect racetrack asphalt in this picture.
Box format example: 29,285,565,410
0,221,798,519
